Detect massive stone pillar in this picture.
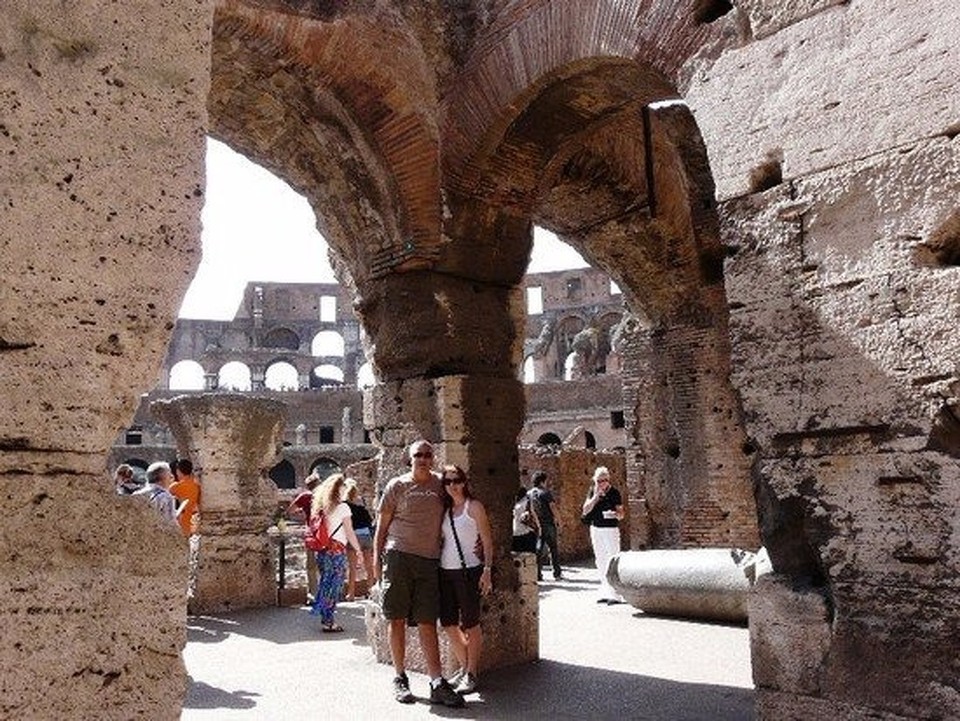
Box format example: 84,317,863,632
355,259,532,672
0,1,210,718
152,394,285,613
363,374,534,672
716,111,960,721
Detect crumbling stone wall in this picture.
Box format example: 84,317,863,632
685,1,960,717
3,1,959,719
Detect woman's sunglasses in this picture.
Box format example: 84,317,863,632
442,477,465,485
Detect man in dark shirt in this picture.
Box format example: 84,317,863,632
528,470,562,581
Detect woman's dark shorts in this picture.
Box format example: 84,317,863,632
438,565,483,630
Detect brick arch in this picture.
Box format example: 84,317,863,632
443,28,756,552
209,2,440,283
443,0,719,191
168,359,206,391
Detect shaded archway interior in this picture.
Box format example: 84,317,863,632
208,9,760,554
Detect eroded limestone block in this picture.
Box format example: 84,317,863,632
685,0,959,200
607,548,757,622
0,478,188,720
748,574,831,695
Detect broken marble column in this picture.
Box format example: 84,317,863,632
152,394,285,613
608,548,760,622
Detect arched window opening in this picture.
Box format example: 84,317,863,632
310,457,340,480
311,331,345,357
169,360,205,391
219,361,252,391
537,432,562,447
268,459,296,489
263,327,300,351
584,431,597,450
265,361,299,391
310,364,344,389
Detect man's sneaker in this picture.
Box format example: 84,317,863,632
429,678,465,708
457,672,478,695
393,673,414,704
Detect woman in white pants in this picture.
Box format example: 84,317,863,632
581,466,625,604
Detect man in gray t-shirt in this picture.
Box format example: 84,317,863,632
373,440,463,708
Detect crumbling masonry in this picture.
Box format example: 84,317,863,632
1,1,958,719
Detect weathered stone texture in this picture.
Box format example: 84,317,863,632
721,63,960,721
685,0,960,201
1,0,210,718
1,480,187,720
0,2,210,453
152,394,285,613
736,0,851,40
725,138,960,442
3,0,959,718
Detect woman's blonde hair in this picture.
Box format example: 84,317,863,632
311,473,345,516
592,466,611,483
344,477,359,503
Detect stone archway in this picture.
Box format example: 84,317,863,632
5,2,959,720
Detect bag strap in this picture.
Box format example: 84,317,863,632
321,510,344,539
448,507,468,570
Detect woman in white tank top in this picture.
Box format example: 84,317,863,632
438,464,493,695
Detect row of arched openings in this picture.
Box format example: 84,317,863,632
169,359,376,391
122,457,344,491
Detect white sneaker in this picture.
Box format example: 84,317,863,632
457,673,478,695
447,667,466,687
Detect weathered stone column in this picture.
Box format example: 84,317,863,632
354,256,533,672
152,394,285,613
363,374,534,673
0,1,210,718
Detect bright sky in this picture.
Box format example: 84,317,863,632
178,138,588,320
